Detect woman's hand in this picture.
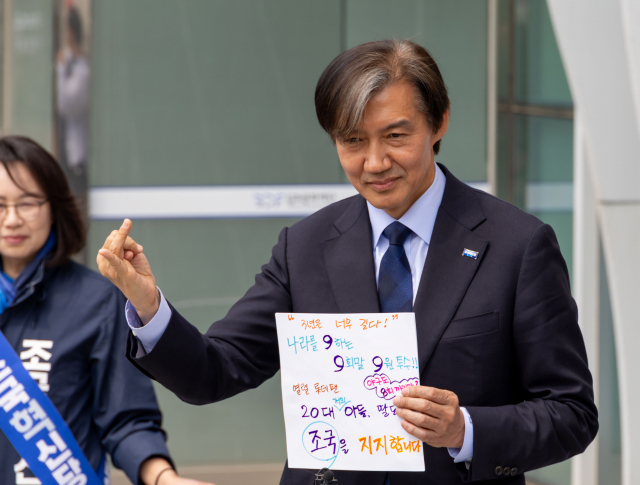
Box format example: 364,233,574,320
140,458,215,485
156,469,216,485
97,219,159,324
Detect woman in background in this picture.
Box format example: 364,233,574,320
0,136,211,485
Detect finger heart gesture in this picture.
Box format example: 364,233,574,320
97,219,160,324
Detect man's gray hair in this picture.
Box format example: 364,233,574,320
314,39,450,154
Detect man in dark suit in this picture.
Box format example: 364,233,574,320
97,40,597,485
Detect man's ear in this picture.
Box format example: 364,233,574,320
433,110,450,145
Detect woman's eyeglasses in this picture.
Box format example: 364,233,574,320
0,200,48,222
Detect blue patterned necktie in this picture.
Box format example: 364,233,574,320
379,222,413,485
378,221,413,313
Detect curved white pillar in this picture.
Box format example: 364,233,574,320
547,2,640,485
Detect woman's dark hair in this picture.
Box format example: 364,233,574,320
0,136,85,266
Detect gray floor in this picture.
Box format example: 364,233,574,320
110,464,542,485
110,463,283,485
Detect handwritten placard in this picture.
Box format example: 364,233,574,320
275,313,425,472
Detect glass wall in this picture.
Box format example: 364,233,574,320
497,0,574,275
90,1,344,188
497,0,572,483
497,1,621,484
2,0,54,150
345,0,488,182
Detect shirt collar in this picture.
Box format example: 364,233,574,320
367,163,446,248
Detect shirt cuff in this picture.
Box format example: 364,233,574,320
125,288,172,354
447,407,473,464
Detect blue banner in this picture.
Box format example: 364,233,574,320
0,330,102,485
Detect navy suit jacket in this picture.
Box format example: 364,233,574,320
127,164,598,485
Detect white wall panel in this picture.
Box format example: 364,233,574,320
598,204,640,485
547,2,640,484
547,0,640,203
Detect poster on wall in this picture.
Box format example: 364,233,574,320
54,0,91,221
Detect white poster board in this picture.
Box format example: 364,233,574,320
275,312,425,472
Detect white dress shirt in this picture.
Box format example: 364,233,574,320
126,163,473,464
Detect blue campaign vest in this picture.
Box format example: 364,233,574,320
0,330,105,485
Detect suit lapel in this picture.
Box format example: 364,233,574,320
323,196,381,314
414,166,488,372
322,167,488,369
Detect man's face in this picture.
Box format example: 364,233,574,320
336,81,448,219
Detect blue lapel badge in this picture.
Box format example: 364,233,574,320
462,248,479,259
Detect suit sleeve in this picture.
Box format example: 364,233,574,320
92,287,171,484
126,227,292,405
461,224,598,481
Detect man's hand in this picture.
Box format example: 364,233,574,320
392,386,465,448
140,457,215,485
97,219,159,324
